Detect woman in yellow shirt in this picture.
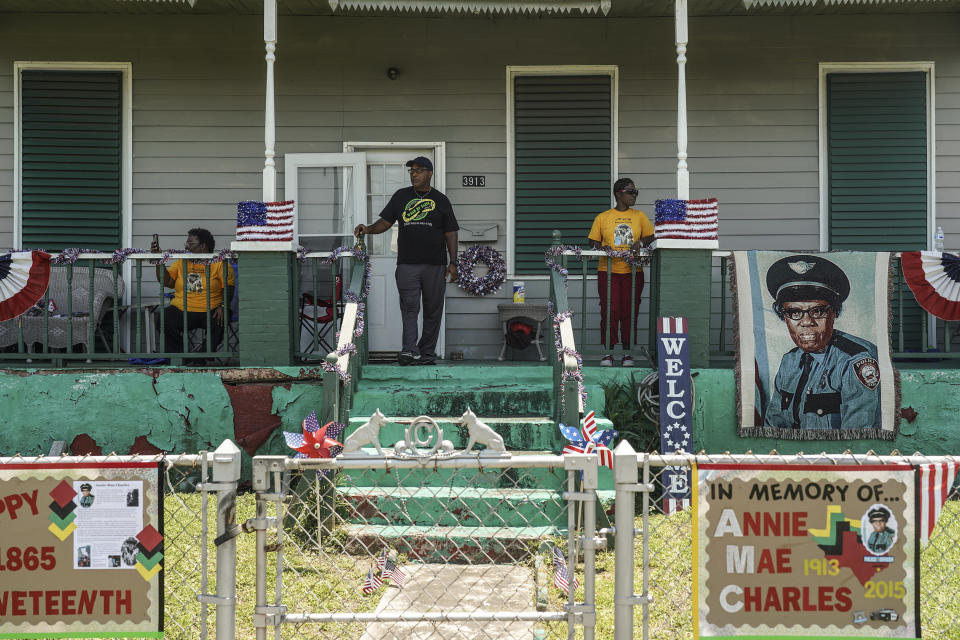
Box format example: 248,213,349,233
152,228,235,360
587,178,655,366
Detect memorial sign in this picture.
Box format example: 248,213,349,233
695,463,920,639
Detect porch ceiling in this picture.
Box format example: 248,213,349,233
2,0,959,17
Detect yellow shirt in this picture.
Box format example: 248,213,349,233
167,260,235,312
587,208,654,274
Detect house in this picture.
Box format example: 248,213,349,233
0,0,957,457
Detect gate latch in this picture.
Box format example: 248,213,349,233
213,519,255,547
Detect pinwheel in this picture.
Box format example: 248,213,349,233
0,251,51,322
558,410,617,468
901,251,960,321
283,411,343,459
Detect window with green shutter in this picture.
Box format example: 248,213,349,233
827,71,928,349
20,70,123,251
827,72,927,250
513,74,612,274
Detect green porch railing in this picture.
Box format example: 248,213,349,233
318,251,370,426
0,252,237,367
710,251,960,364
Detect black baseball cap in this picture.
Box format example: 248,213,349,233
405,156,433,171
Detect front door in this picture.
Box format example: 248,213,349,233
345,144,446,356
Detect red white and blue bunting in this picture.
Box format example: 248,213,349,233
901,251,960,321
0,251,51,322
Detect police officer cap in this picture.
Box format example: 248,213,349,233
766,254,850,308
80,482,92,491
868,507,890,521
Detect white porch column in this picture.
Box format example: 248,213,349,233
675,0,690,199
263,0,277,202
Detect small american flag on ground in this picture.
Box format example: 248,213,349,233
361,566,382,594
236,200,295,241
382,557,406,587
919,461,959,546
553,546,579,595
376,547,388,570
654,198,718,240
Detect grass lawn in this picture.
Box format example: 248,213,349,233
162,493,960,640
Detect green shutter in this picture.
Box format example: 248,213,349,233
827,72,928,350
827,72,927,251
21,70,122,251
514,75,611,274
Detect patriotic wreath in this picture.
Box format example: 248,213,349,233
456,245,505,296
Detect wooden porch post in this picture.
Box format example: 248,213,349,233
263,0,277,201
675,0,690,199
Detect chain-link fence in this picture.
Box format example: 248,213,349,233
248,453,607,640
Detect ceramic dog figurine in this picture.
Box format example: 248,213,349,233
342,409,388,456
458,407,506,454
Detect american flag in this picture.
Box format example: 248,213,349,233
376,547,388,570
553,546,579,595
659,317,687,334
382,557,406,587
919,461,959,545
654,198,718,240
236,200,295,241
361,566,382,594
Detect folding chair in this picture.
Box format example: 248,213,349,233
299,274,341,355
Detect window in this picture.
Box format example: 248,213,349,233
17,67,128,250
509,68,616,274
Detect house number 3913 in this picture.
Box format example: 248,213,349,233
462,175,486,187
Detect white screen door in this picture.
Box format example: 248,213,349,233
285,153,367,353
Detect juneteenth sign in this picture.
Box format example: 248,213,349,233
694,464,920,639
0,462,163,638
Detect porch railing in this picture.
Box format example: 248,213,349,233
318,250,369,425
0,253,237,366
710,251,960,363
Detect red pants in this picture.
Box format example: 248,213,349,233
598,270,644,349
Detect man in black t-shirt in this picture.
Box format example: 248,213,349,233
354,156,459,365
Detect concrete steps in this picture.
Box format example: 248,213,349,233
341,523,565,564
340,485,567,528
337,363,613,561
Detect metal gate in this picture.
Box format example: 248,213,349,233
249,448,603,640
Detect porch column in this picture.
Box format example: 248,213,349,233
675,0,690,199
231,247,297,367
263,0,277,201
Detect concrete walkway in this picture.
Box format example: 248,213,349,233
359,564,537,640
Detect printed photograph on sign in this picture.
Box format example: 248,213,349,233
73,481,144,569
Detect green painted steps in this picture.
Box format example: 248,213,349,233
350,363,605,418
341,523,565,564
340,486,567,528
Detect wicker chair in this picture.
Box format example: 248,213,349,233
0,266,125,353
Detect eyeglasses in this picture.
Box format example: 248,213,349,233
407,167,430,175
782,305,833,321
618,189,639,196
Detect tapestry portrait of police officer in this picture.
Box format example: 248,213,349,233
761,255,882,432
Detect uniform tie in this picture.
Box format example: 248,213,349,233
792,353,813,428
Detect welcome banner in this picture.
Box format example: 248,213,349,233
0,462,163,639
694,463,920,639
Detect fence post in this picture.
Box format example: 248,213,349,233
614,440,639,640
211,439,241,640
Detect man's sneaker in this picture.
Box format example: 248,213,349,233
600,355,615,367
418,354,437,365
621,355,635,367
398,351,419,366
